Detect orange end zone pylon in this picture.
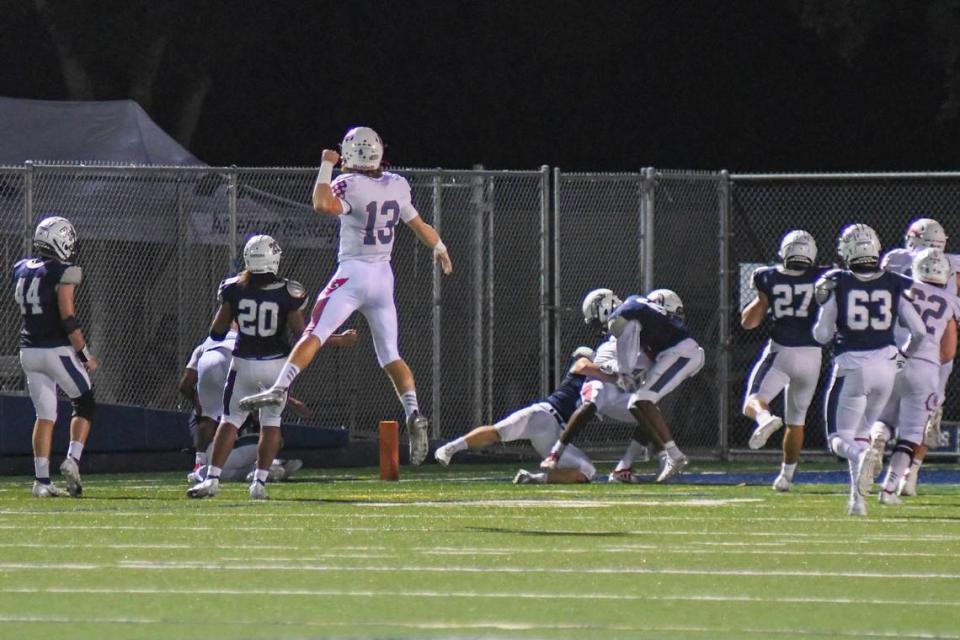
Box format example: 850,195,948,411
379,420,400,481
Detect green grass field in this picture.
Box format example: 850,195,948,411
1,463,959,639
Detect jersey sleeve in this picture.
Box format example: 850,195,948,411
217,279,234,306
751,268,768,295
60,265,82,285
285,279,309,312
185,345,203,370
396,176,420,223
330,175,353,214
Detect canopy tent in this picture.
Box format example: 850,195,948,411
0,97,203,165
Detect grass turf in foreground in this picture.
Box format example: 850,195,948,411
0,463,958,639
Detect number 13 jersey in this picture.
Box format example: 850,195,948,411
331,172,421,263
751,265,828,347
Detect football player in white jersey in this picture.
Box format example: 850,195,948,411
239,127,453,466
741,230,826,491
879,217,958,495
869,249,959,504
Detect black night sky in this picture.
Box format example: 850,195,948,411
2,0,959,172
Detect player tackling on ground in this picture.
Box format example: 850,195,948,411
813,224,926,516
14,217,97,497
240,127,452,465
434,346,598,484
741,230,827,491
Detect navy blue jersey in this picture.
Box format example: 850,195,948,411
218,276,308,359
608,295,689,355
544,365,587,422
12,258,82,348
752,266,827,347
820,268,909,354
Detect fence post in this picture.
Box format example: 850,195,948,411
431,173,442,439
469,168,484,429
23,161,34,257
551,167,562,388
227,167,238,269
539,166,551,396
484,175,495,424
717,170,732,461
640,167,656,292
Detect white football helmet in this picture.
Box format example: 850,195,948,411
243,235,282,274
646,288,685,321
340,126,384,170
912,248,950,286
582,288,622,327
34,216,77,261
838,223,881,271
904,218,947,250
571,345,595,361
778,229,817,269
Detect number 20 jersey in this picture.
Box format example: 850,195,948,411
218,276,308,360
751,266,827,347
331,172,421,263
818,268,910,355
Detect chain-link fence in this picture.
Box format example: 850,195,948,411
3,162,959,461
0,163,549,444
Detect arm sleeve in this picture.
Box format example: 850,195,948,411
812,295,838,344
185,345,203,371
613,320,642,376
897,295,927,357
60,265,82,285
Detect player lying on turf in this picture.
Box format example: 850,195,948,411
14,217,98,498
542,288,703,483
188,235,308,500
240,127,453,466
868,248,959,505
813,223,927,517
740,230,827,491
188,412,306,483
877,217,959,495
434,346,598,484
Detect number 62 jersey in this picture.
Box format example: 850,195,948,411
751,265,828,347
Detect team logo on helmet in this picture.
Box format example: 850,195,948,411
33,216,77,261
905,218,947,251
243,234,282,275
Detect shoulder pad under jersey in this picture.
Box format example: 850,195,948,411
814,268,841,305
60,265,82,285
285,279,307,299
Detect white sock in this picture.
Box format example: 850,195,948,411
275,363,301,390
529,472,547,484
34,457,50,482
756,409,772,426
447,437,468,453
254,468,269,484
400,390,419,421
615,440,647,471
781,462,797,480
67,440,84,462
830,435,862,461
847,458,860,496
663,440,681,458
207,465,222,480
194,451,207,468
883,442,914,493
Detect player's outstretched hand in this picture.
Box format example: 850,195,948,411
84,355,99,373
287,396,314,420
321,149,340,165
334,329,359,347
436,249,453,275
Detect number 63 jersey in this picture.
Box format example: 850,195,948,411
218,277,308,360
331,171,421,263
751,265,827,347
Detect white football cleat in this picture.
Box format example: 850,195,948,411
434,443,455,467
186,477,219,499
249,480,268,500
608,468,641,484
748,416,784,450
32,481,65,498
513,469,544,484
407,413,430,466
923,406,944,448
239,387,286,411
59,457,83,498
267,462,286,482
656,453,688,483
847,493,867,517
281,459,303,480
856,447,881,496
187,467,206,484
878,489,902,506
772,472,793,492
897,469,918,497
540,450,562,470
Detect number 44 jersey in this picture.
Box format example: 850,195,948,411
751,265,828,347
331,171,421,263
218,277,308,360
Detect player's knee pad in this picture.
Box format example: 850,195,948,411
893,438,920,460
71,389,96,421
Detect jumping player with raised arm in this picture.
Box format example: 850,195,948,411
813,223,927,517
434,346,598,484
188,235,308,500
869,248,959,505
240,127,453,465
741,230,827,491
14,216,98,498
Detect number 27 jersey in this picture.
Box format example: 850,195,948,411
331,171,421,263
752,266,826,347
